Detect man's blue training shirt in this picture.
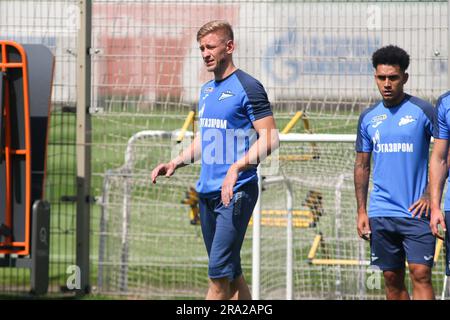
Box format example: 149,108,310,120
433,91,450,211
356,94,435,218
196,69,273,197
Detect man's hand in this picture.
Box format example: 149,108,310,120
357,212,371,241
221,164,239,207
151,162,176,184
409,195,430,219
430,209,447,241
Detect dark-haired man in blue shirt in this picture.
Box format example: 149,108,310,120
429,91,450,281
355,45,436,300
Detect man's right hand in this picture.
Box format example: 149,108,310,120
430,208,447,241
357,212,371,241
151,162,176,184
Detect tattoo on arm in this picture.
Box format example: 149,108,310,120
354,155,370,213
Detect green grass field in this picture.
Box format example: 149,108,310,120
63,110,448,299
2,108,445,300
83,110,363,299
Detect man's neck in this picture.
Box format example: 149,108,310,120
214,63,237,81
383,93,406,107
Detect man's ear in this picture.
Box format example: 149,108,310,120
403,72,409,84
226,40,235,54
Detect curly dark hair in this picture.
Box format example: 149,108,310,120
372,45,410,71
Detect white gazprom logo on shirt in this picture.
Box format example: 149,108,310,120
398,115,416,126
372,130,414,153
200,118,227,129
218,90,234,101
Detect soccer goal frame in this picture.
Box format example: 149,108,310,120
251,133,356,300
98,130,448,300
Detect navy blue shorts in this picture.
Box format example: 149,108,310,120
444,212,450,276
199,182,258,281
369,217,436,271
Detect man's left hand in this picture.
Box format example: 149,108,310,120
409,195,430,219
221,165,239,207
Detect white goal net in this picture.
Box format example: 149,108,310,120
97,131,448,299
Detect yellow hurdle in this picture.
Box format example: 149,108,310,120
311,259,370,266
278,154,316,161
280,111,320,159
307,234,369,266
249,216,315,228
281,111,303,134
307,234,322,260
434,238,443,264
261,209,314,218
307,236,445,266
176,110,195,143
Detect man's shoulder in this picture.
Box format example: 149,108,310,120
406,94,433,111
200,79,215,90
436,91,450,108
234,69,264,91
404,94,434,122
234,69,257,80
359,101,383,123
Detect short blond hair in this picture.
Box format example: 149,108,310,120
196,20,234,42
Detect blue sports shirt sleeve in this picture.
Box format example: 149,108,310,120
434,92,450,140
235,71,273,122
409,96,435,137
424,111,435,138
355,110,372,152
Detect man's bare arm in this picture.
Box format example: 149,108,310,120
354,152,372,239
429,138,448,238
354,152,371,214
172,134,202,169
151,134,201,184
430,139,449,211
221,116,279,206
234,116,279,172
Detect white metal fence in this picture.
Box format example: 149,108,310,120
0,0,448,298
98,131,449,299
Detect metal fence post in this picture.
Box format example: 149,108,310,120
252,168,262,300
30,200,50,295
76,0,92,295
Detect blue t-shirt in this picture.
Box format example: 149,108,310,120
356,94,435,218
433,91,450,210
195,69,273,197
